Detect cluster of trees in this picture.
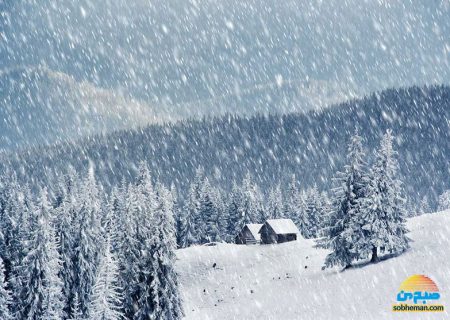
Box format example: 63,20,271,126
318,130,410,269
176,170,330,247
2,86,449,213
0,163,183,320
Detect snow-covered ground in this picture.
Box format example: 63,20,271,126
177,210,450,319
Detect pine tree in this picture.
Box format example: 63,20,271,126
72,169,102,318
171,184,184,248
146,183,183,320
89,238,123,320
418,195,431,214
0,257,12,320
290,190,309,237
198,178,222,243
180,167,204,246
8,185,34,311
117,184,141,319
267,184,284,219
226,181,244,242
0,174,20,289
122,162,159,319
438,190,450,211
54,170,79,316
318,132,368,269
18,188,64,319
241,173,265,223
352,130,409,262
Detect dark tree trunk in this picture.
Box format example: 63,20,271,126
371,246,379,263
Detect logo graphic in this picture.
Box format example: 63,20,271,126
392,275,444,312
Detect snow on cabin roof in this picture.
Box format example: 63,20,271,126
245,224,263,240
263,219,299,235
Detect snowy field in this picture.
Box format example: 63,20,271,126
177,210,450,319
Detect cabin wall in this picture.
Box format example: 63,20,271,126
235,228,258,245
260,225,278,244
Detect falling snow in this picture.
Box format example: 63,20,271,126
0,1,449,319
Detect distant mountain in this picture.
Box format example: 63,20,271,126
2,85,449,209
0,66,169,149
2,0,448,117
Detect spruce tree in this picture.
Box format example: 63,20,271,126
72,169,102,317
0,174,20,288
117,184,141,319
352,130,410,262
89,238,123,320
290,190,309,237
198,178,221,243
226,181,243,242
181,167,204,246
241,172,265,223
54,170,79,316
147,183,184,320
18,188,64,319
0,257,12,320
124,162,159,319
318,132,368,269
267,184,284,219
438,190,450,211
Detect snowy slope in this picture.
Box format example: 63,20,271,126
177,210,450,319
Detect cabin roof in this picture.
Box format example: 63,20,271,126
245,224,263,240
263,219,299,235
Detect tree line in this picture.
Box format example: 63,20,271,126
176,170,330,247
0,164,183,320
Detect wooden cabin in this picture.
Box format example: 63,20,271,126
235,224,263,245
259,219,299,244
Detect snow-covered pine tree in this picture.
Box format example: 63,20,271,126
88,237,123,320
284,175,309,230
211,186,227,240
318,131,368,269
302,186,329,238
8,185,34,310
0,257,12,320
180,167,205,246
284,174,298,219
267,184,284,219
72,168,102,318
198,178,222,243
226,181,244,242
352,130,409,262
53,170,79,316
178,187,197,248
17,187,64,320
0,173,20,288
318,191,331,235
123,162,160,319
146,183,183,320
241,172,265,223
418,195,431,214
290,190,309,237
438,190,450,211
117,183,141,319
171,184,185,248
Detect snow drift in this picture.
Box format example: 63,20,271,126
177,210,450,319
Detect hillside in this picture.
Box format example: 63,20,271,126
177,210,450,319
0,66,167,149
2,85,448,209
